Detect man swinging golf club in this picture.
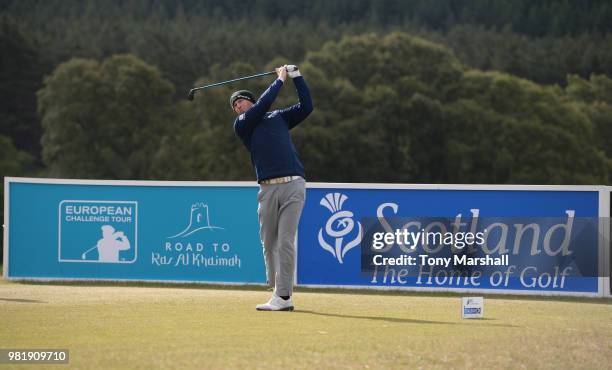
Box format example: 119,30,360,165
231,65,313,311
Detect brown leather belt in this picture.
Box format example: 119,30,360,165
260,176,302,185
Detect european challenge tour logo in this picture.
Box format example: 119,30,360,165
318,193,362,264
58,200,138,263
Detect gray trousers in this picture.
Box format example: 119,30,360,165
257,177,305,297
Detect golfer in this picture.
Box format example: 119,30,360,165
231,65,313,311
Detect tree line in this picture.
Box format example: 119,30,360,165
33,33,612,185
2,1,612,163
3,0,612,36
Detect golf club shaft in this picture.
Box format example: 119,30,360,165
191,70,275,93
82,245,97,258
188,66,298,100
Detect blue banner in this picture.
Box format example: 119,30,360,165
6,180,606,295
298,188,600,293
7,181,265,284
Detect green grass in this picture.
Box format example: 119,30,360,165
1,279,611,369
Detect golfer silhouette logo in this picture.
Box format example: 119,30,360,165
81,225,131,262
318,193,362,264
168,203,223,239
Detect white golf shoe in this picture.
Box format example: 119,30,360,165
256,293,294,311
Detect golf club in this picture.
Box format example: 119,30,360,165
82,245,97,259
187,66,298,101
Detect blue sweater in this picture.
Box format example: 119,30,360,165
233,76,313,182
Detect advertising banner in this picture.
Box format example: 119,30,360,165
5,179,609,297
298,185,605,295
4,179,265,284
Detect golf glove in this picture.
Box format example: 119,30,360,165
287,65,301,78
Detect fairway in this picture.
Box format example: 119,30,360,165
1,279,611,369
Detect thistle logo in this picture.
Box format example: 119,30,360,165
168,203,223,239
318,193,362,264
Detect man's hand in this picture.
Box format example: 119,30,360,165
276,65,287,82
287,65,301,78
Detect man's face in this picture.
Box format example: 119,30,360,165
233,98,254,115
